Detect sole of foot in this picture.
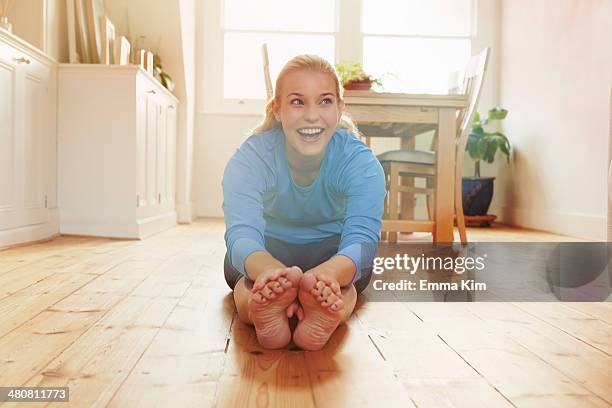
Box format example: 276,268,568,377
248,266,302,349
293,272,344,351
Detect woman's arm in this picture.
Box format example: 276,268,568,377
244,251,287,281
332,138,386,284
223,135,282,279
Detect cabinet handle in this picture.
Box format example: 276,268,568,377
13,57,31,64
148,90,156,94
168,105,175,109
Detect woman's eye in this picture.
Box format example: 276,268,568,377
290,99,303,105
320,98,333,105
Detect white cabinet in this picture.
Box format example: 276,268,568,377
0,28,57,249
58,64,178,238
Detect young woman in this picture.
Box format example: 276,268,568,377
222,54,385,351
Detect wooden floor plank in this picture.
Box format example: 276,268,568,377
0,272,97,339
408,303,610,407
401,378,514,408
466,302,612,405
20,294,181,407
513,302,612,356
305,317,415,408
561,302,612,325
215,319,316,407
107,287,233,407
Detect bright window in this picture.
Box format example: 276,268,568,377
221,0,336,100
362,0,473,94
205,0,478,112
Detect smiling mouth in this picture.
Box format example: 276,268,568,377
297,127,324,142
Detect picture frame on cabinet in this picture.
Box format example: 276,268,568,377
146,51,154,75
66,0,79,62
100,16,115,64
84,0,105,63
115,36,130,65
136,48,146,68
74,0,91,62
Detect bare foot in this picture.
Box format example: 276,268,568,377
248,266,302,349
293,272,344,351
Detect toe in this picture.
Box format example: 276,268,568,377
286,302,298,318
312,281,326,297
285,266,303,286
278,277,291,289
329,298,344,312
297,305,305,321
323,293,339,307
300,273,317,292
269,281,284,294
261,286,275,299
252,292,266,304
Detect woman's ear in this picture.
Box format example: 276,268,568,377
272,100,281,122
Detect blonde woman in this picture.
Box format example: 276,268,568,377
222,55,385,351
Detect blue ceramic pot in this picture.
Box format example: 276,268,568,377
461,177,495,216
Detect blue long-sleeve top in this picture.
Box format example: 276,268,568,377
222,126,386,282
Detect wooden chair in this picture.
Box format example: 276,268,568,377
262,43,273,99
377,48,490,244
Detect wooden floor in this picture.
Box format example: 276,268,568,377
0,220,610,407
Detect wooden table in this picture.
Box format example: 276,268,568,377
344,90,469,243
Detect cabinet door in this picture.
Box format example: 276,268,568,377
166,104,177,204
145,91,158,206
156,102,167,205
21,70,48,225
136,87,147,209
0,55,18,231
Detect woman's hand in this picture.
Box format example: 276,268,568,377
251,266,303,294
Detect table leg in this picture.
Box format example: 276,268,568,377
434,108,456,243
400,136,415,232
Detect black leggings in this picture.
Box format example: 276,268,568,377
224,235,372,294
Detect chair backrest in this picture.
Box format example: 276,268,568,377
262,43,273,100
455,48,490,164
447,70,464,95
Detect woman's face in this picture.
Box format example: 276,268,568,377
273,70,345,161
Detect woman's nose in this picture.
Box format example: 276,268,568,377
304,106,319,122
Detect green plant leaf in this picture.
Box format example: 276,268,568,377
467,134,481,160
483,138,498,163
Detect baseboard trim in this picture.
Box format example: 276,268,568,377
0,209,60,249
60,211,177,239
494,205,606,241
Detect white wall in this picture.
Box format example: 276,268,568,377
496,0,612,239
7,0,67,62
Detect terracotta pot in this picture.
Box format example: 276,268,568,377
343,80,372,91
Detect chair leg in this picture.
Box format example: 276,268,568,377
425,177,435,221
455,179,468,245
388,165,399,243
400,175,414,235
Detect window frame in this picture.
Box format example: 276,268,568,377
200,0,491,115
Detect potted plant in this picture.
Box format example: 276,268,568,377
335,60,383,91
462,107,511,216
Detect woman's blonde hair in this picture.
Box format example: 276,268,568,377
253,54,360,136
